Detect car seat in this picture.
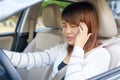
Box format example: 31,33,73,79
23,4,63,80
23,4,62,53
86,0,120,70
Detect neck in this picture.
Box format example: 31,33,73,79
67,45,73,55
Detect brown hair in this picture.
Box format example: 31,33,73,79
62,2,102,53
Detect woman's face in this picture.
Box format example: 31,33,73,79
62,20,79,45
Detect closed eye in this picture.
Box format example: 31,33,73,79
62,23,67,28
71,25,78,28
62,25,66,28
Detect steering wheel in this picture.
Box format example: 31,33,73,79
0,48,22,80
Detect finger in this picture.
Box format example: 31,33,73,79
80,22,83,30
81,22,88,34
79,22,83,34
87,33,92,40
79,25,83,34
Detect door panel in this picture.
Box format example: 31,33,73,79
0,36,13,50
0,12,20,51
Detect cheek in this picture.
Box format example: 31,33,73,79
62,29,66,36
74,27,79,36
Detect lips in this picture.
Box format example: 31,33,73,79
66,36,73,41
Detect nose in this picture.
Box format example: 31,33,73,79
66,26,72,34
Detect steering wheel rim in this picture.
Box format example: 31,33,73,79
0,48,22,80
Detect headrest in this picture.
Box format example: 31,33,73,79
42,4,61,28
86,0,118,38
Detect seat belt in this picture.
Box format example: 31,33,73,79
52,65,67,80
27,19,35,43
52,52,90,80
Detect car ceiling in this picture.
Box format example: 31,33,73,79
0,0,116,21
0,0,42,22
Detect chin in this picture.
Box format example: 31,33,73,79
67,41,74,46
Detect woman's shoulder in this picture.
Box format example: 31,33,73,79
86,47,111,58
93,46,109,52
95,47,110,54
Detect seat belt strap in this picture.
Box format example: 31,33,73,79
27,19,35,43
52,53,89,80
52,50,91,80
52,65,67,80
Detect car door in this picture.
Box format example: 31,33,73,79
0,0,42,52
0,13,20,51
0,1,42,80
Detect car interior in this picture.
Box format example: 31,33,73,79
0,0,120,80
22,0,120,80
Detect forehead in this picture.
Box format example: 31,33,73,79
62,20,79,26
62,20,73,24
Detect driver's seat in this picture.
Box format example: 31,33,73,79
87,0,120,70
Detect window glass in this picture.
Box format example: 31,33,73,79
0,13,20,34
107,1,120,17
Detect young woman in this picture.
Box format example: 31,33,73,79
3,2,110,80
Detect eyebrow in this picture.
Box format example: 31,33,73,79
62,22,66,25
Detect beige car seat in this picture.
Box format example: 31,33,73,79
23,4,62,80
23,4,62,53
87,0,120,70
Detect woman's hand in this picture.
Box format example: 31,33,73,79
74,22,91,48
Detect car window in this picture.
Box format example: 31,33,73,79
107,1,120,17
0,13,20,34
0,0,42,34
